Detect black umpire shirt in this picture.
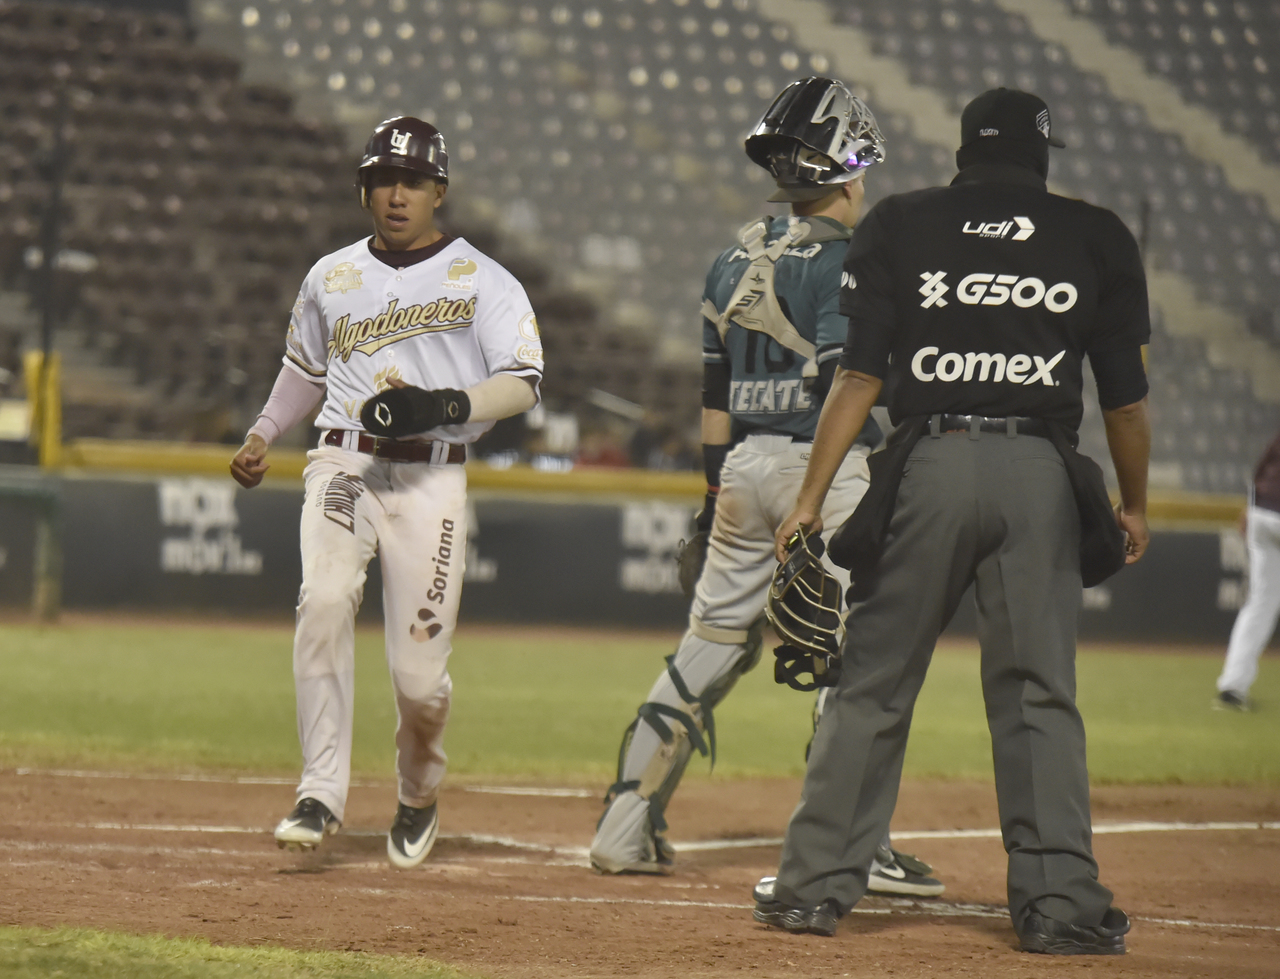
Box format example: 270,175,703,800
839,163,1150,431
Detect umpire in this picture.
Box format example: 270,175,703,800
761,88,1152,953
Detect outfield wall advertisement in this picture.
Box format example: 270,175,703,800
0,471,1257,644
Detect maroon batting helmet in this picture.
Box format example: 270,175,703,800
357,116,448,205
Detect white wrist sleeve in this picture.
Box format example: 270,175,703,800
465,372,539,423
247,365,327,446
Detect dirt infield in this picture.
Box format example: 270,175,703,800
1,770,1277,978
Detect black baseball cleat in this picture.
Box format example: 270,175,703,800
867,845,946,897
1212,690,1251,712
387,801,439,869
752,876,842,937
1018,906,1130,955
274,797,340,850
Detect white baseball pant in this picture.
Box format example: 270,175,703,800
590,435,871,872
1218,504,1280,698
623,435,870,781
290,444,467,823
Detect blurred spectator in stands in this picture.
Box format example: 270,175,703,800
576,422,630,468
473,413,531,468
641,421,698,471
628,409,664,468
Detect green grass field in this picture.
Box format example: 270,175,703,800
0,618,1276,785
0,927,480,979
2,617,1276,978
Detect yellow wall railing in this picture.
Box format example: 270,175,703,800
59,437,707,499
54,436,1244,523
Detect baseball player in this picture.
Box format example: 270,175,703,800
229,116,544,868
1215,426,1280,710
589,78,943,897
760,88,1150,951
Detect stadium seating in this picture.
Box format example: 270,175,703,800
1068,0,1279,167
3,0,1279,488
0,0,688,449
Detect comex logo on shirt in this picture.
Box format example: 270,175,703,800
911,348,1066,386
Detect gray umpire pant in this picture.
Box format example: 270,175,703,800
774,428,1114,931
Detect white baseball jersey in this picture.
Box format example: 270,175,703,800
283,236,544,441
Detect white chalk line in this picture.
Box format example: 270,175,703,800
9,771,1280,935
12,771,1279,835
37,818,1280,856
10,768,592,798
4,839,1275,935
463,785,595,798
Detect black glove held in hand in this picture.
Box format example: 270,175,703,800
361,387,471,438
694,489,717,534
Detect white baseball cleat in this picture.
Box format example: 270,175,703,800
387,801,439,869
867,845,945,897
274,797,341,851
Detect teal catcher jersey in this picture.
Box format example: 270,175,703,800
702,215,881,445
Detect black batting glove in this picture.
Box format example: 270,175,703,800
694,488,718,534
361,386,470,438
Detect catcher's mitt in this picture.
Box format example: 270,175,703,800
765,529,844,691
674,491,717,599
675,531,710,599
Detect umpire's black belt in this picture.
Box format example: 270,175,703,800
323,429,467,464
930,414,1051,439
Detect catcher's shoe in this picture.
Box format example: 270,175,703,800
387,801,439,869
589,791,675,874
274,797,340,851
752,877,841,937
867,845,945,897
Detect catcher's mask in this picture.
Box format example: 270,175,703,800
745,76,885,203
765,529,844,691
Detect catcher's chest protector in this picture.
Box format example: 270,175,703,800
704,217,820,381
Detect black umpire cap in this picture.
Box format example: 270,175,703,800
959,88,1066,150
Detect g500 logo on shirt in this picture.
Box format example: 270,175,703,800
917,271,1078,312
911,347,1066,386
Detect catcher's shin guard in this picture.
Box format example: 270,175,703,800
590,625,763,874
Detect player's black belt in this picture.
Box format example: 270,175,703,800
323,429,467,464
931,414,1051,439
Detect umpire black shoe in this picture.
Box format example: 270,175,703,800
752,877,842,937
1018,906,1130,955
274,797,340,851
387,801,439,869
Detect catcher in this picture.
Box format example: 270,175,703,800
589,78,943,896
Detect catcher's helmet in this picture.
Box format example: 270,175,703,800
745,77,885,202
357,116,448,205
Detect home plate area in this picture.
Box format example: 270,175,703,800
2,770,1277,978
